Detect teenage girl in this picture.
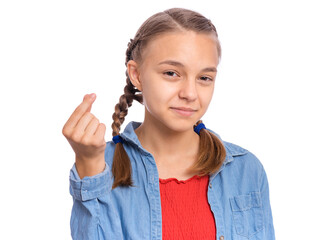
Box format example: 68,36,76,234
62,8,275,240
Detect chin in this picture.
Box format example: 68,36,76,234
161,117,198,133
146,108,203,133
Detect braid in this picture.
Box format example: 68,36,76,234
111,38,143,189
111,78,142,136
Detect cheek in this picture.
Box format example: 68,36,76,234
199,87,215,108
142,79,177,105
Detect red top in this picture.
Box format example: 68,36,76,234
159,175,216,240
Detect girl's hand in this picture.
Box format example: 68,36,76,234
62,93,106,179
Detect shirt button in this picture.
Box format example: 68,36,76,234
209,183,212,188
219,236,224,240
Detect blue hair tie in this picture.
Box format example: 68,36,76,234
194,122,206,135
113,135,123,144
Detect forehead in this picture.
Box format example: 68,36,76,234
140,31,219,68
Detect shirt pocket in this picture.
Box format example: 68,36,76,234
229,192,264,238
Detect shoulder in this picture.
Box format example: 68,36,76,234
104,139,144,169
215,140,267,193
220,141,265,187
222,140,248,156
209,129,264,171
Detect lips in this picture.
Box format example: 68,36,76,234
170,107,197,117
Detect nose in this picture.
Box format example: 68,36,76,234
178,78,197,102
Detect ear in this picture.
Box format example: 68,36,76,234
127,60,142,91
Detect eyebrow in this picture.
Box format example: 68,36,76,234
158,60,217,73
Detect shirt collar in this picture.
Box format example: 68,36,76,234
120,121,248,164
120,121,142,145
120,121,151,156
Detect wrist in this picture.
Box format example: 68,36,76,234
75,154,105,179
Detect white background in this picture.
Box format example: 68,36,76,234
1,0,335,239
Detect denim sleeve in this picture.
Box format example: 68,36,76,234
259,166,276,239
69,163,112,201
69,163,122,240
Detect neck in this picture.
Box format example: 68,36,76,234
135,113,200,167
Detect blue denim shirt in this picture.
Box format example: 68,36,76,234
69,121,275,240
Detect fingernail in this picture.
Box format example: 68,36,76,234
89,93,96,99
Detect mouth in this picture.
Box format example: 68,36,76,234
170,107,197,117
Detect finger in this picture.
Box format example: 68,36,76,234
73,112,95,134
84,117,100,137
94,123,106,142
83,94,95,113
65,93,96,129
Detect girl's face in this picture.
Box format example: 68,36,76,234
128,31,219,133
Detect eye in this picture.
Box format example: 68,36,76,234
164,71,178,77
200,76,213,82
